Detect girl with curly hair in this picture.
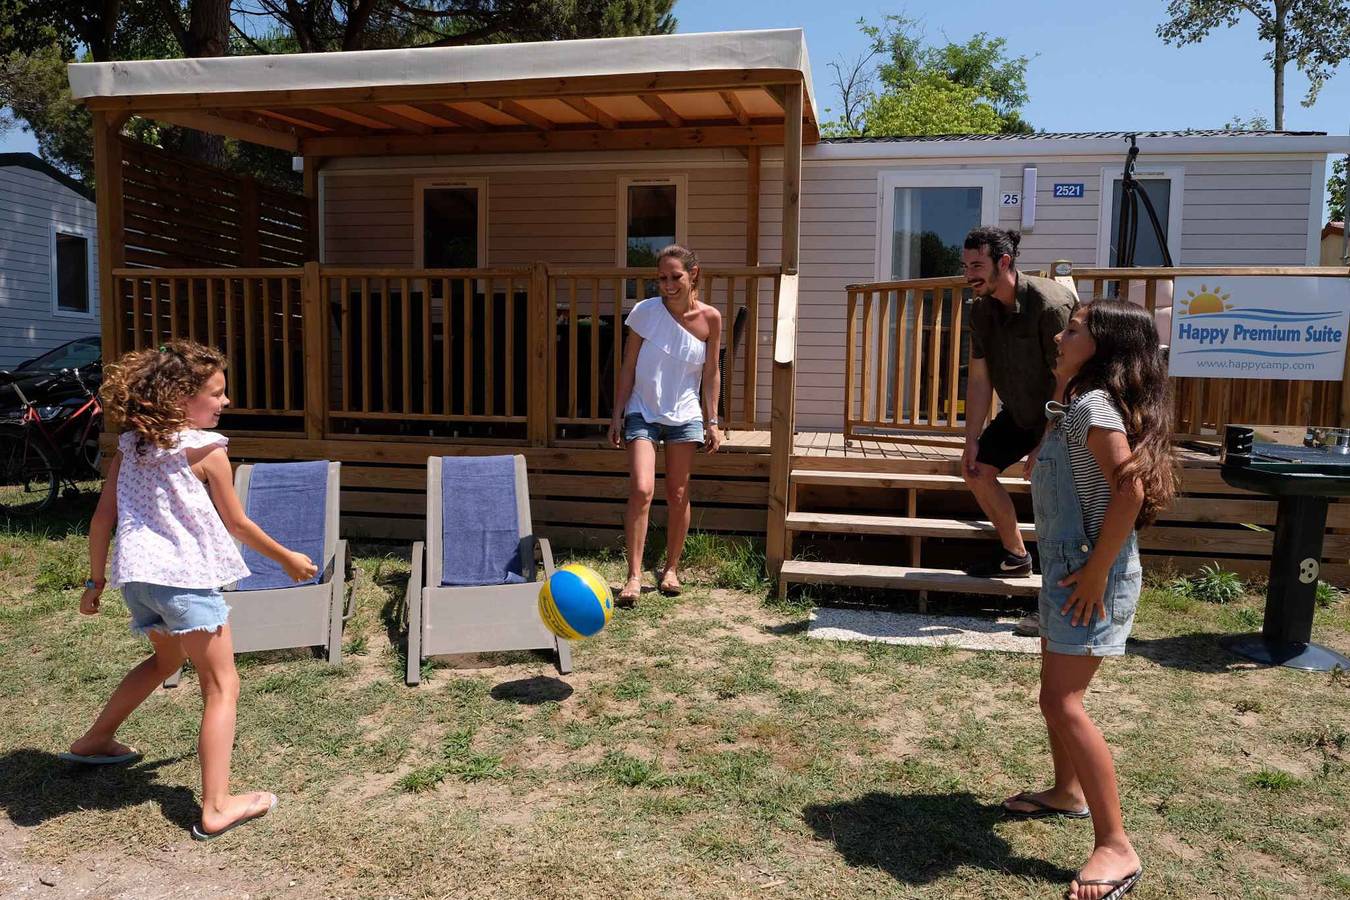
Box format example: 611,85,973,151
63,340,317,840
1001,300,1177,900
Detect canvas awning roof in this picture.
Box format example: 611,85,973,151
68,29,818,157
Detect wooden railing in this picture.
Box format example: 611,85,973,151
110,263,780,443
321,267,533,428
109,268,310,426
844,267,1350,442
548,266,775,438
845,276,971,438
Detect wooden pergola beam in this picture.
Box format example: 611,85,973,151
493,99,555,131
638,93,684,128
560,96,617,129
84,70,806,113
254,107,343,133
429,103,492,131
300,124,785,157
345,104,435,134
149,109,300,152
720,91,751,126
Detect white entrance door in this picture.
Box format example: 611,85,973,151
875,170,1000,419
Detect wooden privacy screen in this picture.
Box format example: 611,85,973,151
845,270,1348,441
109,269,309,426
120,139,309,269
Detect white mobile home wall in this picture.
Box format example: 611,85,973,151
0,158,100,369
321,136,1338,430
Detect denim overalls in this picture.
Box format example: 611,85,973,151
1031,401,1142,656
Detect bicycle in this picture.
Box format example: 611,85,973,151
0,366,104,517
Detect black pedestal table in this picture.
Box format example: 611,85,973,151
1219,426,1350,672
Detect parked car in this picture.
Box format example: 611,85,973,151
0,336,102,418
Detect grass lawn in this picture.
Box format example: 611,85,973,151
1,503,1348,899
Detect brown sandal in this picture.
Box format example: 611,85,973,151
657,568,682,597
617,577,641,607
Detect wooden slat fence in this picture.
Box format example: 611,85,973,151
120,139,309,270
845,268,1350,441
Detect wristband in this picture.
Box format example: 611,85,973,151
85,578,105,590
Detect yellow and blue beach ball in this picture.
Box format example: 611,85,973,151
538,564,614,640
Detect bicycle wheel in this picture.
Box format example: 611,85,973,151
0,425,58,517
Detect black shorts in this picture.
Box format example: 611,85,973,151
975,409,1042,472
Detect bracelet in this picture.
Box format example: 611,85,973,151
85,578,106,590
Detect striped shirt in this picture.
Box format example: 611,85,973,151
1061,389,1127,541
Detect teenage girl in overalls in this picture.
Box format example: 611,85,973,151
1002,300,1177,900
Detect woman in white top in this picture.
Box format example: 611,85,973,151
608,245,723,604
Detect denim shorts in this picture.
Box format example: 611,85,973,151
1038,542,1142,657
121,582,230,638
623,412,704,445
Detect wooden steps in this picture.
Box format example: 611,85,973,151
786,511,1035,540
780,561,1041,596
791,470,1031,492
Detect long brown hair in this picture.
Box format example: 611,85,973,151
101,340,227,454
1065,299,1178,528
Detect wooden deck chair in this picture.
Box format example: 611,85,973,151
405,454,571,685
165,460,349,688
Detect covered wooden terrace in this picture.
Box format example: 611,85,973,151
72,30,814,552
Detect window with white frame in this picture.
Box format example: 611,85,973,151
51,227,92,316
1096,166,1184,267
617,175,686,300
414,177,488,268
875,170,1001,281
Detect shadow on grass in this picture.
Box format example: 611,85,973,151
1128,632,1250,673
802,791,1073,887
491,676,573,704
0,749,198,831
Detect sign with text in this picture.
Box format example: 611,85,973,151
1168,277,1350,381
1053,183,1084,198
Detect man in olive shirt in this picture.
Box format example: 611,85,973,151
960,226,1076,581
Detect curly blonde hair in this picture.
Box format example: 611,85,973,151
101,340,227,454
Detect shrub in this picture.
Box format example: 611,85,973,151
1187,563,1245,605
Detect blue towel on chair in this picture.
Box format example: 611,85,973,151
440,455,526,587
235,460,330,591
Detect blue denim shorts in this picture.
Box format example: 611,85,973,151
623,412,704,445
121,582,230,637
1038,542,1142,657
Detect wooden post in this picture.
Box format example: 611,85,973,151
528,261,552,446
91,115,126,362
239,175,261,266
303,157,323,263
766,82,803,578
1340,337,1350,427
302,261,326,439
745,145,761,266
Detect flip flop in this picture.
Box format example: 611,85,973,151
1065,866,1142,900
1002,791,1090,819
190,793,278,842
57,748,143,766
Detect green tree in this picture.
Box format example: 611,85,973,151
825,15,1033,138
1329,157,1346,222
1157,1,1350,130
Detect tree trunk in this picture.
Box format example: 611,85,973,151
179,0,231,167
1273,2,1287,130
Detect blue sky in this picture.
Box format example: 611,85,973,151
4,0,1346,188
